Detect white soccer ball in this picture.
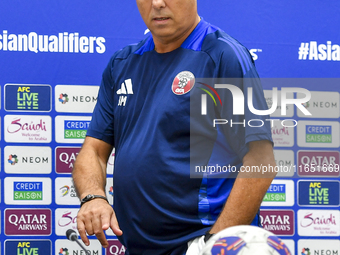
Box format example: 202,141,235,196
199,225,291,255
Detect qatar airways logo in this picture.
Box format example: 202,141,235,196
298,210,340,236
5,115,51,143
199,83,311,128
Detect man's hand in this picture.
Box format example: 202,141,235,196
77,198,123,248
209,140,277,234
72,136,120,247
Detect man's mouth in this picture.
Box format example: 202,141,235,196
154,17,170,21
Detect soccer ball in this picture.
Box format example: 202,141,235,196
199,225,291,255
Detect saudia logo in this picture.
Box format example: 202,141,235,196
7,118,47,133
300,213,337,228
299,181,339,206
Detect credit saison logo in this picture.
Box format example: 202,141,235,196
14,182,43,200
298,121,339,148
298,181,340,206
306,125,332,143
5,177,52,205
64,120,90,139
298,41,340,61
5,84,51,112
199,81,311,128
0,30,106,54
263,184,286,202
55,116,91,143
5,240,51,255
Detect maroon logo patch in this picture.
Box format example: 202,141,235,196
172,71,195,95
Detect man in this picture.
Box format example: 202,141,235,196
72,0,277,254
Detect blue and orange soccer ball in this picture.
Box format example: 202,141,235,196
199,225,291,255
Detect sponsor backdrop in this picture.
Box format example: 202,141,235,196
0,1,339,254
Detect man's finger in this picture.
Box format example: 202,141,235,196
77,217,90,246
110,211,123,236
91,215,108,248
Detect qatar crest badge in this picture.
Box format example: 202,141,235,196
172,71,195,95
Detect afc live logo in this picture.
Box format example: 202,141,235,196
5,177,52,205
4,84,52,112
298,181,340,206
5,240,51,254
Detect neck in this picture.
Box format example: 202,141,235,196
153,15,200,53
